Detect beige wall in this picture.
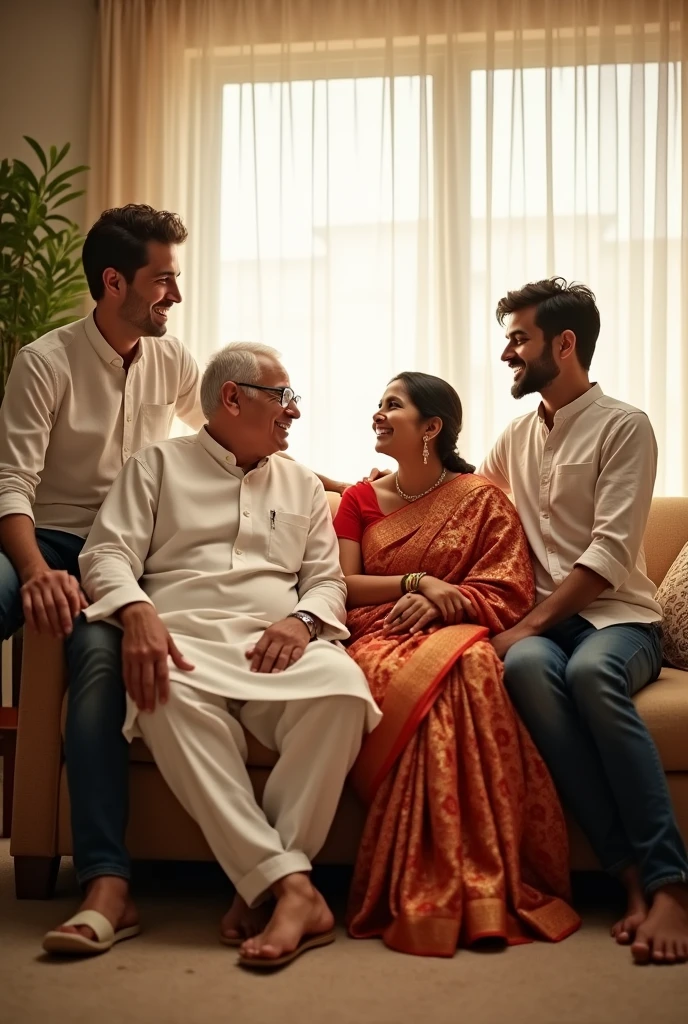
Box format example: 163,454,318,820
0,0,97,228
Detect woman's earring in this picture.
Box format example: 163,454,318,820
422,435,429,465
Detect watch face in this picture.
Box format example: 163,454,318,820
299,613,316,636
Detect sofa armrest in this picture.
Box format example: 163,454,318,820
10,629,67,857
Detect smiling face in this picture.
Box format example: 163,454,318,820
500,306,560,399
118,241,182,338
372,379,431,461
231,357,301,459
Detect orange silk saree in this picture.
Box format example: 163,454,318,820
346,475,581,956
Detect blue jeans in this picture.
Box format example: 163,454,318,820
0,529,130,886
504,615,688,896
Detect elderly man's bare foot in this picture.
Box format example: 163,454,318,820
239,873,334,963
220,893,273,943
631,884,688,965
55,876,138,941
611,866,648,945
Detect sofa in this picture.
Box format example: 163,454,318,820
9,495,688,898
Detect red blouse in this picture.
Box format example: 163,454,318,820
333,481,387,543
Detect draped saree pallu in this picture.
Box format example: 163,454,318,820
345,475,581,957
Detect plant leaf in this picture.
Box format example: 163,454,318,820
44,166,89,195
23,137,48,173
11,160,40,192
53,142,71,168
52,190,86,210
45,214,74,226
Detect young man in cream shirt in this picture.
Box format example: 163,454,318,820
479,277,688,966
0,204,205,950
75,342,380,968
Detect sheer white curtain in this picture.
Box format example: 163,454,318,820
89,0,688,492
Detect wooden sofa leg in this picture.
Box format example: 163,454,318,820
1,713,18,838
14,856,61,899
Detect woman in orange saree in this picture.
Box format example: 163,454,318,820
334,371,580,957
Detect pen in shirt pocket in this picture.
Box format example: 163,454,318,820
270,510,276,529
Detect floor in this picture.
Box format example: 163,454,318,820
1,828,687,1024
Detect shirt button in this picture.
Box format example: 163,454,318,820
242,510,250,517
236,549,243,555
542,512,549,519
226,456,231,462
127,415,132,423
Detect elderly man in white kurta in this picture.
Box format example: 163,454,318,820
78,342,380,968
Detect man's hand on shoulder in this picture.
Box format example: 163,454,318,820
246,615,316,673
119,601,195,712
322,467,392,494
356,467,390,488
21,566,88,639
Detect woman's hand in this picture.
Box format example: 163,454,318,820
417,576,477,624
384,593,441,635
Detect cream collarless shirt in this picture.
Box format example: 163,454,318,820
0,311,205,539
478,384,662,629
79,428,381,730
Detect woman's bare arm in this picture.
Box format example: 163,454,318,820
338,538,405,608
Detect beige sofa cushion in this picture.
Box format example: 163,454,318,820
633,668,688,770
655,541,688,670
642,497,688,588
61,668,687,773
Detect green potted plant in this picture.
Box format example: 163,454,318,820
0,137,88,403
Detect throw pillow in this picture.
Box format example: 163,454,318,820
655,541,688,670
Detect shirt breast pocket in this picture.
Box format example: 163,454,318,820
142,402,175,445
552,462,595,511
267,511,310,572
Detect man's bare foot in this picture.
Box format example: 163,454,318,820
220,893,273,943
55,876,138,941
611,866,648,945
631,884,688,965
239,873,334,962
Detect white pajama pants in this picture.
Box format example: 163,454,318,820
138,682,367,906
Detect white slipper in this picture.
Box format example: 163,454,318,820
42,909,141,956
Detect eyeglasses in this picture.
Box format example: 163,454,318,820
235,383,301,408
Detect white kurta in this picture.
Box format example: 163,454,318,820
79,427,381,738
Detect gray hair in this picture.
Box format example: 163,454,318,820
200,341,281,418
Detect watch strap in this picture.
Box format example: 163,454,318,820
288,611,318,639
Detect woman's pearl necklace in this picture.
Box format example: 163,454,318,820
395,467,447,502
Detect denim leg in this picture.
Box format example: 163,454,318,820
504,633,633,874
0,551,24,640
0,528,84,640
64,614,130,886
0,529,130,885
565,623,688,895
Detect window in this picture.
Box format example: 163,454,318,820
468,61,683,479
204,37,683,491
217,69,434,480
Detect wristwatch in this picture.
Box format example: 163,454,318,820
288,611,319,640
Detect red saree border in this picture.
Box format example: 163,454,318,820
350,623,489,805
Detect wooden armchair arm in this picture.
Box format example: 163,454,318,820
10,629,67,858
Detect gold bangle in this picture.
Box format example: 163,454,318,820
405,572,426,594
